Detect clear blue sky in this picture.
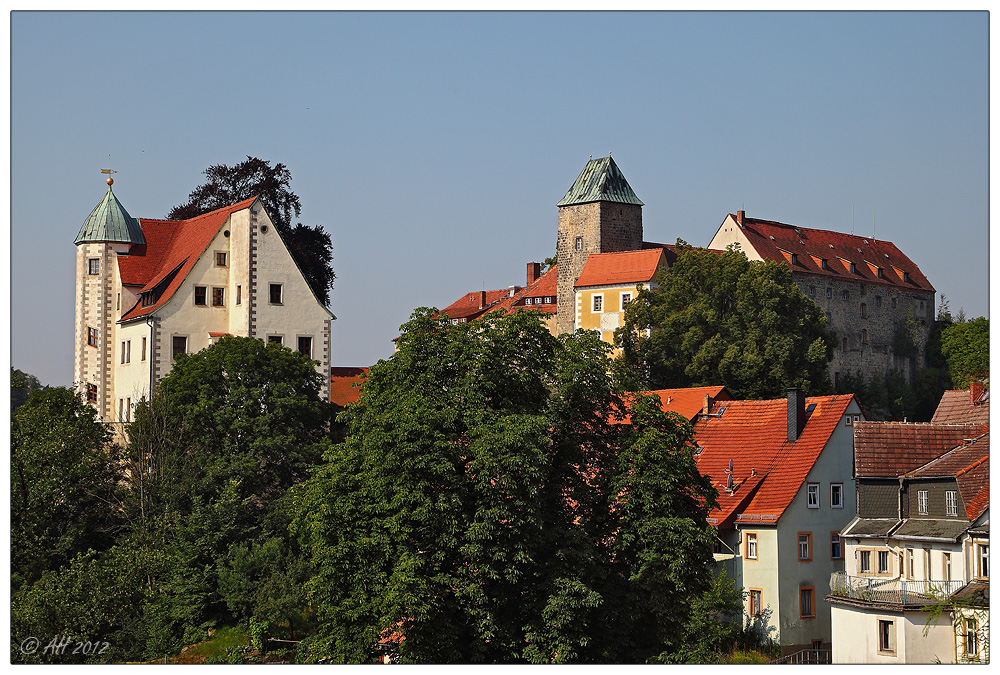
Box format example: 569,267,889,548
9,11,990,387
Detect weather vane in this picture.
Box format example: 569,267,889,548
102,164,117,186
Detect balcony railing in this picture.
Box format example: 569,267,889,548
829,572,965,606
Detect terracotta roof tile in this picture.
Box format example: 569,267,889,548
854,422,987,478
904,433,989,522
648,385,733,422
733,215,934,293
330,366,368,407
437,288,512,321
488,265,558,315
118,197,258,322
574,249,668,288
691,394,857,527
930,388,990,425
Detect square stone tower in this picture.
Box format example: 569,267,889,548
556,156,644,334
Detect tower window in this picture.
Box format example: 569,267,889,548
87,383,98,403
592,294,603,312
88,327,99,347
88,258,100,275
826,287,832,299
575,236,583,251
860,303,867,318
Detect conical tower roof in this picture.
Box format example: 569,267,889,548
556,156,644,207
75,179,145,245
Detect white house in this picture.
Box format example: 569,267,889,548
74,177,335,425
829,422,989,664
678,388,865,657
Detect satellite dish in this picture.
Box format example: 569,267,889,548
727,459,734,474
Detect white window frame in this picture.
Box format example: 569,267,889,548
88,258,100,275
831,483,844,509
917,490,928,515
798,533,812,561
943,551,951,580
860,549,871,573
297,335,313,359
592,293,603,313
267,335,284,346
945,490,958,517
575,236,583,251
977,544,988,579
878,549,890,574
212,287,225,307
215,251,227,267
965,618,978,657
620,291,632,307
807,483,820,508
878,619,896,655
831,532,842,560
748,589,763,617
194,285,208,306
745,532,758,560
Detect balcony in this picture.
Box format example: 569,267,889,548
829,572,966,606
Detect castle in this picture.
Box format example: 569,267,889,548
73,177,334,424
441,156,936,383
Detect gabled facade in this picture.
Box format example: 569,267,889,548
437,263,558,334
829,422,989,663
708,212,936,384
931,381,989,425
678,389,865,655
74,179,334,424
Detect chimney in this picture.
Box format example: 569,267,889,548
970,381,984,404
736,210,745,225
787,387,806,442
478,290,487,309
527,262,541,285
703,394,712,416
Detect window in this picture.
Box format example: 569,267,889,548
878,619,896,654
807,483,820,508
849,262,857,274
236,285,242,305
790,253,798,265
877,267,885,279
945,490,958,517
744,532,758,560
125,397,131,423
907,548,914,579
141,337,147,361
831,483,844,509
799,587,815,618
943,552,951,580
831,533,843,560
575,236,583,251
121,341,126,364
88,258,100,275
172,336,187,360
902,271,910,283
965,618,979,657
298,336,312,358
845,414,853,427
891,297,897,309
842,336,849,352
621,292,632,306
87,383,97,403
118,398,123,422
88,327,99,347
977,544,988,578
860,549,871,573
142,292,154,307
923,548,931,578
748,589,763,617
525,297,533,305
194,286,207,306
269,283,283,305
126,340,131,364
212,287,225,307
862,329,868,344
592,295,603,312
268,335,283,346
117,292,120,311
544,296,553,304
215,251,227,266
842,289,850,301
875,296,882,308
917,490,928,515
798,533,812,561
878,550,890,574
860,303,867,318
826,287,832,298
821,259,830,271
809,286,815,298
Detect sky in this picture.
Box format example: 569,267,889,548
8,10,991,388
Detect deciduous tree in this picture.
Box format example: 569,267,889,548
941,316,989,389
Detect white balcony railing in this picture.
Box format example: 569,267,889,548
830,572,965,606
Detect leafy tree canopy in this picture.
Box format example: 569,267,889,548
940,316,989,389
11,367,45,412
167,156,335,306
290,309,725,664
615,241,835,399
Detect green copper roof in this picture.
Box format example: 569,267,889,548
75,184,145,245
556,156,644,207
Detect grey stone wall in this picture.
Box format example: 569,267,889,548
794,272,934,385
556,201,642,334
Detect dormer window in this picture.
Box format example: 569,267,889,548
525,297,533,305
141,292,154,307
790,253,799,265
902,271,910,283
849,262,857,274
821,259,830,271
877,267,885,279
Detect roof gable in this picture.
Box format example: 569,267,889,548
691,394,856,526
930,388,990,424
75,185,145,245
574,248,667,288
556,156,644,207
118,197,258,322
728,214,934,293
854,422,988,478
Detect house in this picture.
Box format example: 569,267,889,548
437,263,558,334
74,177,335,424
707,212,936,385
829,421,989,663
682,388,865,656
931,381,989,424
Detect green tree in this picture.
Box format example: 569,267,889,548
10,387,123,590
11,367,45,412
291,309,724,664
615,242,836,399
168,156,335,305
941,317,989,389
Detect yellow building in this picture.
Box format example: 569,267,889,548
573,247,671,350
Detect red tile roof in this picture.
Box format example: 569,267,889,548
930,388,990,425
488,265,558,315
647,385,734,422
330,366,368,407
574,248,668,288
904,433,989,521
118,197,258,322
691,394,857,527
437,288,512,322
730,215,934,293
853,422,988,478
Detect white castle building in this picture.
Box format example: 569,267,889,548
74,177,334,423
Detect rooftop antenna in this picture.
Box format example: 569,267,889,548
851,204,854,236
873,208,876,240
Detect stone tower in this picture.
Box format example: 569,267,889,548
74,177,145,420
555,156,644,334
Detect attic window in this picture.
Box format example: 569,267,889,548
849,262,857,274
877,267,885,279
902,271,910,283
141,292,154,307
821,259,830,270
694,446,704,456
790,253,798,265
